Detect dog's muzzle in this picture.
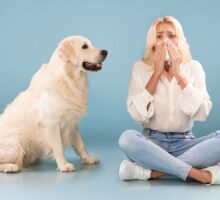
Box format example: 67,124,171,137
82,50,108,72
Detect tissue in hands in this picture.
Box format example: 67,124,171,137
163,38,171,71
165,50,170,61
164,38,170,61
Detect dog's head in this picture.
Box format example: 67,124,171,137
54,36,108,72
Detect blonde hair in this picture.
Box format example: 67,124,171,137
143,16,192,66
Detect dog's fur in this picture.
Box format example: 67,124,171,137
0,36,107,172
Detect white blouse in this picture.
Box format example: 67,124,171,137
127,60,212,132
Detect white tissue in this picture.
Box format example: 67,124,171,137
164,38,170,61
156,39,171,61
165,50,170,61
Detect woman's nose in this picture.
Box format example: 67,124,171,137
163,38,169,44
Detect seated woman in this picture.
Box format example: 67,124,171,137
119,16,220,185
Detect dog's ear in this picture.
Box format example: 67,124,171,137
58,40,78,66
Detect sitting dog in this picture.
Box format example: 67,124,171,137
0,36,108,172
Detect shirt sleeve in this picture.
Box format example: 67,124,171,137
126,63,155,123
179,60,212,121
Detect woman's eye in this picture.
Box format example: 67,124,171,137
168,34,176,39
157,35,162,39
82,44,88,49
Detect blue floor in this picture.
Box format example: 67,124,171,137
0,136,219,200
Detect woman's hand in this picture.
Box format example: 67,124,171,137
167,40,187,89
167,40,182,77
153,42,166,77
145,43,166,95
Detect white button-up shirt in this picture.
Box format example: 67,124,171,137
127,60,212,132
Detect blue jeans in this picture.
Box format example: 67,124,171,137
119,129,220,180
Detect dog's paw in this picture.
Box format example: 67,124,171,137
1,164,20,173
81,156,99,165
57,163,75,172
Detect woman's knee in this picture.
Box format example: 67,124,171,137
118,129,141,150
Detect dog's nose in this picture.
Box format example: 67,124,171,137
101,50,108,58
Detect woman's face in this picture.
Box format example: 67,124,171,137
155,22,177,46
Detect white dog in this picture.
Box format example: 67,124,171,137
0,36,108,173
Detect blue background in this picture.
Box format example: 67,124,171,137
0,0,220,140
1,1,220,200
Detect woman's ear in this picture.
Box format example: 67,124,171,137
58,41,78,65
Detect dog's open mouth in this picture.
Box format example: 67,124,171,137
82,62,103,71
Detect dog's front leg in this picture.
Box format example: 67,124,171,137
45,123,75,172
71,127,99,165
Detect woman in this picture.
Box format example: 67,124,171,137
119,16,220,185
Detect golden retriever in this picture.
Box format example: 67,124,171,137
0,36,108,172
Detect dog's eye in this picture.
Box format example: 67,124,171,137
82,44,88,49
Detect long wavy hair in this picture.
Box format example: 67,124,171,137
143,16,192,66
